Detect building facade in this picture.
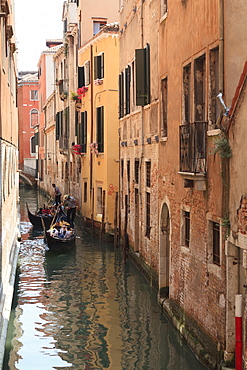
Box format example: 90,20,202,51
0,0,19,366
119,0,247,368
18,71,39,178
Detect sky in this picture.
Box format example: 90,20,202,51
14,0,64,71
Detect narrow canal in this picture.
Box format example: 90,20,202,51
3,187,208,370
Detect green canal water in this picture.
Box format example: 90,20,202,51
3,188,208,369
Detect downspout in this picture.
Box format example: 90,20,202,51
90,45,94,223
219,0,224,93
139,0,144,208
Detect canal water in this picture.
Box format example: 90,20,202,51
3,187,208,370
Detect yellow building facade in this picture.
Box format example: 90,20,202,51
77,25,119,234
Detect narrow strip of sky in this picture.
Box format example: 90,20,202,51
14,0,64,71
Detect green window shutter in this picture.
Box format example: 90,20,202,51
97,107,104,153
81,111,87,153
145,44,150,105
78,66,85,88
100,53,104,78
125,66,131,114
94,56,99,79
135,45,150,106
135,49,146,106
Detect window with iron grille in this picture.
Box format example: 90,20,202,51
146,161,151,187
194,54,206,122
213,222,220,265
135,159,139,184
127,160,130,183
209,47,220,126
146,192,151,238
161,77,168,137
183,63,191,124
184,211,190,247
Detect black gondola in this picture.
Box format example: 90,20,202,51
45,232,76,251
26,202,54,230
45,227,76,252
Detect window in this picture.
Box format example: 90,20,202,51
209,47,220,126
135,44,150,106
212,222,220,265
78,61,90,88
93,20,106,35
183,63,191,124
96,106,104,152
78,66,85,88
135,159,139,184
194,54,206,122
94,53,104,80
161,77,168,137
30,109,38,127
30,136,35,154
146,161,151,187
84,61,90,86
127,160,130,183
83,181,87,203
146,192,151,238
125,66,131,115
161,0,168,18
30,90,38,100
78,111,87,153
119,72,124,118
184,211,190,247
97,186,103,214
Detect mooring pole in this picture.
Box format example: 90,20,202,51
235,294,243,370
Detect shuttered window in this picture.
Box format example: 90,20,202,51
80,111,87,153
135,44,150,106
125,66,131,114
94,53,104,80
78,66,85,88
97,106,104,153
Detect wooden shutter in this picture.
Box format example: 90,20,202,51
94,56,99,79
97,107,104,153
78,66,85,88
125,66,131,114
100,53,104,78
145,44,150,105
135,49,146,106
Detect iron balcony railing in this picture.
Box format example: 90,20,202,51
180,121,208,173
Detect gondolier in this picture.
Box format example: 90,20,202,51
52,183,62,206
61,194,77,227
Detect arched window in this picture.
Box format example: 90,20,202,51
30,109,38,127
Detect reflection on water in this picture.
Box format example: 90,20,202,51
4,188,208,370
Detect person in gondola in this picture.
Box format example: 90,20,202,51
52,183,62,207
61,194,77,227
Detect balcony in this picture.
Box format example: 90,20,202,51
179,122,208,190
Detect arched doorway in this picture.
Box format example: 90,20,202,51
159,203,170,299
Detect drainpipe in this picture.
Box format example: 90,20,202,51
219,0,224,93
139,0,144,209
90,44,94,222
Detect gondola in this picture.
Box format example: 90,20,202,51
26,202,54,230
45,223,76,252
